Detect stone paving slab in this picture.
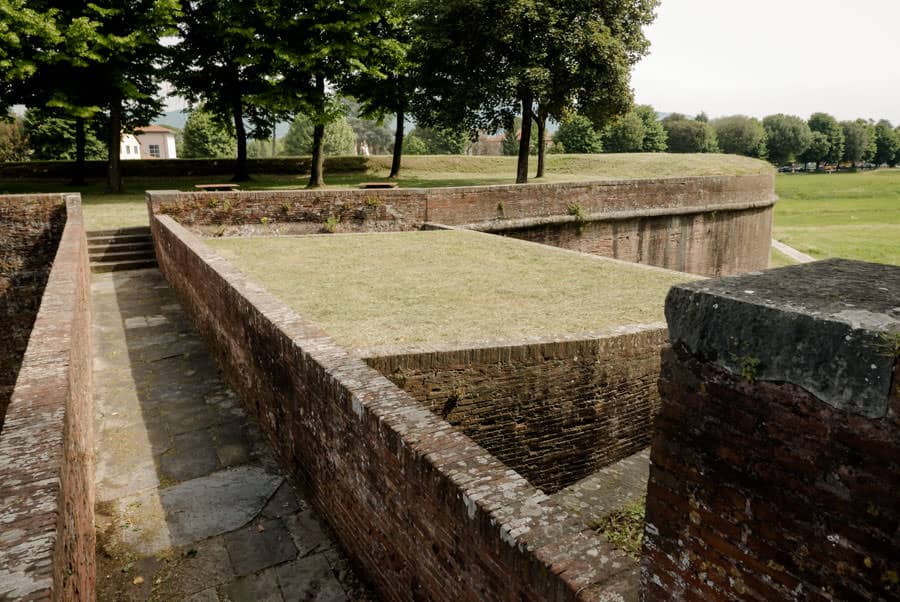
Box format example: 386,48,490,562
91,268,375,601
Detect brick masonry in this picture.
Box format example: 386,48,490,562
147,172,776,276
0,194,94,601
0,194,66,430
150,211,643,601
642,261,900,600
363,325,667,494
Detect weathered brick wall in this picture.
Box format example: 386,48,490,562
0,194,95,601
151,212,642,601
364,326,666,494
642,260,900,601
147,173,775,276
0,194,67,430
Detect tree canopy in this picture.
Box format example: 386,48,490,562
282,114,357,157
554,114,603,154
762,114,812,165
711,115,766,158
807,112,844,165
661,114,718,153
180,108,236,158
873,120,899,166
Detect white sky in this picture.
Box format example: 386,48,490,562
631,0,900,124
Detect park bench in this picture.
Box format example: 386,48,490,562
194,183,241,192
358,182,398,189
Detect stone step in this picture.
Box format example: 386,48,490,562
86,233,152,246
90,259,158,273
88,241,154,255
90,250,157,263
86,226,150,238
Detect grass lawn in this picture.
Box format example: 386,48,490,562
205,230,696,349
773,169,900,265
0,153,771,231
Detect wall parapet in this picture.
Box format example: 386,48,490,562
643,259,900,600
0,194,94,601
150,210,643,601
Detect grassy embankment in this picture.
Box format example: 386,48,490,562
0,153,770,231
772,170,899,266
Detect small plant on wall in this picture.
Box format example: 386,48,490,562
322,215,340,233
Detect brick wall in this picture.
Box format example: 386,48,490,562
364,325,666,494
642,260,900,600
147,173,775,276
0,194,94,601
151,213,642,601
0,194,67,430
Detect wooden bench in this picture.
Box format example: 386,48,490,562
194,183,241,192
358,182,398,189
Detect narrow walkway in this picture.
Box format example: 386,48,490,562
772,239,816,264
90,256,374,600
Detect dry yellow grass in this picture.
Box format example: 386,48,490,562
206,230,697,349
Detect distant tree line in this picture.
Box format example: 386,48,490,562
0,0,658,189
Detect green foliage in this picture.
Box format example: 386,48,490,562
24,108,104,160
661,114,719,153
282,114,357,157
711,115,767,158
635,105,667,152
591,498,646,559
0,0,60,103
347,107,394,155
799,131,831,166
553,114,603,154
402,133,427,155
763,114,812,165
406,127,469,155
603,112,645,153
247,138,282,159
501,117,538,156
181,109,236,159
841,120,872,165
873,120,899,166
807,112,844,165
0,114,30,161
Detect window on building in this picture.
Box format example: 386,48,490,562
148,144,161,158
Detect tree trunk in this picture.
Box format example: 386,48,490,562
232,99,249,181
535,109,547,179
107,95,123,193
72,116,86,185
389,105,405,179
516,92,533,184
307,73,326,188
271,117,277,157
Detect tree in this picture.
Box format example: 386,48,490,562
180,108,236,159
602,112,645,153
711,115,766,158
661,114,718,153
873,120,899,166
403,132,427,155
405,126,469,154
412,0,657,183
840,120,871,165
807,112,844,165
0,0,60,113
799,131,830,167
247,137,283,158
762,114,812,165
169,0,282,181
553,114,603,154
501,117,538,156
635,105,667,152
0,114,30,161
282,114,357,157
24,108,105,160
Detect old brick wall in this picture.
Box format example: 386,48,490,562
0,194,67,430
642,262,900,601
151,212,642,601
0,194,94,601
365,326,666,494
147,173,775,276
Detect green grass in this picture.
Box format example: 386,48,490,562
773,170,900,265
591,498,646,559
0,153,771,231
205,230,696,349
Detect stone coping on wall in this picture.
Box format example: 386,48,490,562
0,194,94,601
150,210,643,600
666,259,900,418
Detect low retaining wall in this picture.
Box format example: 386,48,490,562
151,212,642,601
147,173,775,276
363,325,666,495
0,194,94,601
643,259,899,600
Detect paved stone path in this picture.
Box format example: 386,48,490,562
771,239,815,264
91,267,374,601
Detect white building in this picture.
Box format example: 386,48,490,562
120,125,178,160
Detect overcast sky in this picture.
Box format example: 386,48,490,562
631,0,900,124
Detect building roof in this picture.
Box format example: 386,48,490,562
135,125,175,134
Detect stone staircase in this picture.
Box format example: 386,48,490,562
87,226,157,273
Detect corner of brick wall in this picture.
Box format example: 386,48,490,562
0,194,94,601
